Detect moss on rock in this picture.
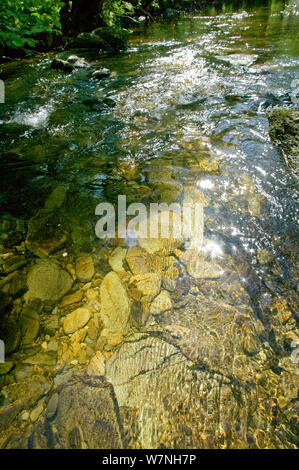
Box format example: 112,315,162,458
268,108,299,175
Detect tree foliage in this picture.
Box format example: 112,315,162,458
0,0,63,50
0,0,201,53
102,0,136,26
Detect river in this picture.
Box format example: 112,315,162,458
0,0,298,449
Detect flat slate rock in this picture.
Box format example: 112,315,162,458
29,375,123,449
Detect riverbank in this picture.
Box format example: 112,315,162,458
0,1,280,62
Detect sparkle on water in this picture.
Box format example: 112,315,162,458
0,0,299,448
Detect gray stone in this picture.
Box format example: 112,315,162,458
66,55,90,68
51,58,74,72
45,393,59,420
92,68,111,80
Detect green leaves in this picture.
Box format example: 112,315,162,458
0,0,63,51
102,0,136,26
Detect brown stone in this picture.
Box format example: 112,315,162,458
100,272,131,334
129,273,161,301
125,246,151,275
63,307,92,334
75,253,95,282
60,291,83,307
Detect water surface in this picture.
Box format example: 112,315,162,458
0,0,298,449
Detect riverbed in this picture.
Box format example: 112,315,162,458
0,0,298,449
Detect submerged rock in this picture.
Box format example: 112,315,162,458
63,307,91,334
18,302,42,345
26,259,72,302
145,159,173,184
60,290,83,307
105,335,199,448
152,181,182,204
187,256,222,279
125,246,151,275
70,32,105,49
118,161,140,181
30,403,44,423
108,247,127,272
237,173,265,218
93,27,129,52
23,351,57,366
215,54,258,67
129,273,161,301
150,290,172,315
138,209,185,255
30,376,123,449
51,56,90,72
92,68,111,80
26,209,68,258
257,248,274,265
41,314,59,336
100,272,131,334
103,278,297,449
75,253,94,282
1,375,51,412
45,393,59,420
44,185,68,211
51,58,74,72
0,361,14,375
87,351,106,376
0,318,21,354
